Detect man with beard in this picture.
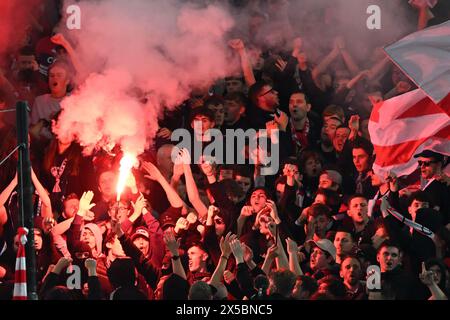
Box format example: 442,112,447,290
339,255,366,300
316,116,342,166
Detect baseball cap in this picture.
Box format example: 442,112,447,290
307,239,336,261
323,170,342,186
160,213,177,230
130,226,150,242
414,150,444,162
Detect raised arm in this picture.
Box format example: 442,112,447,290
261,244,278,276
209,232,235,290
228,39,256,87
163,229,186,280
141,160,184,209
286,238,303,276
367,54,391,82
420,262,448,300
50,33,83,75
31,168,52,218
409,0,434,30
267,221,289,270
336,37,360,76
312,41,340,90
178,149,208,220
0,173,17,208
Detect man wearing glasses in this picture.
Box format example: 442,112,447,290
247,80,288,131
413,150,449,221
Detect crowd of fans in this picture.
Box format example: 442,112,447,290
0,0,449,300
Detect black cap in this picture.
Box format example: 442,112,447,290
414,150,444,162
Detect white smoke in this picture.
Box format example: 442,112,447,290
56,0,238,156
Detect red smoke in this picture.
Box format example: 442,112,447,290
0,0,41,66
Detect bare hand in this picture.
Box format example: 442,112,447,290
84,258,97,270
266,244,279,260
286,237,298,255
220,232,237,257
83,210,95,222
419,262,435,286
409,0,429,10
156,127,172,139
207,205,220,219
175,217,189,233
385,171,399,192
175,148,191,165
283,164,299,178
223,270,235,284
199,157,215,177
42,217,56,233
273,110,289,132
275,58,288,72
228,39,245,51
142,161,162,181
111,220,124,238
230,239,244,261
78,191,96,214
131,194,147,216
240,206,254,217
54,257,72,274
266,200,280,224
348,114,360,132
163,229,180,256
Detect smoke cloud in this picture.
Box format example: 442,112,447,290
55,0,419,156
0,0,41,66
56,0,239,156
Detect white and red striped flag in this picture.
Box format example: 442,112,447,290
369,89,450,177
12,227,28,300
384,20,450,104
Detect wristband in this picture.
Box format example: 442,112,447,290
171,255,180,261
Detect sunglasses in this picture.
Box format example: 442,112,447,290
418,160,437,167
259,88,275,97
214,218,224,225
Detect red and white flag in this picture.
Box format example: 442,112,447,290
384,20,450,104
369,89,450,177
12,227,28,300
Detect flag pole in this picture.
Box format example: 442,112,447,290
16,101,38,300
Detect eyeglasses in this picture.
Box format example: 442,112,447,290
418,160,437,167
214,218,224,225
259,88,276,97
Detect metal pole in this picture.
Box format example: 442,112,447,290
16,101,38,300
